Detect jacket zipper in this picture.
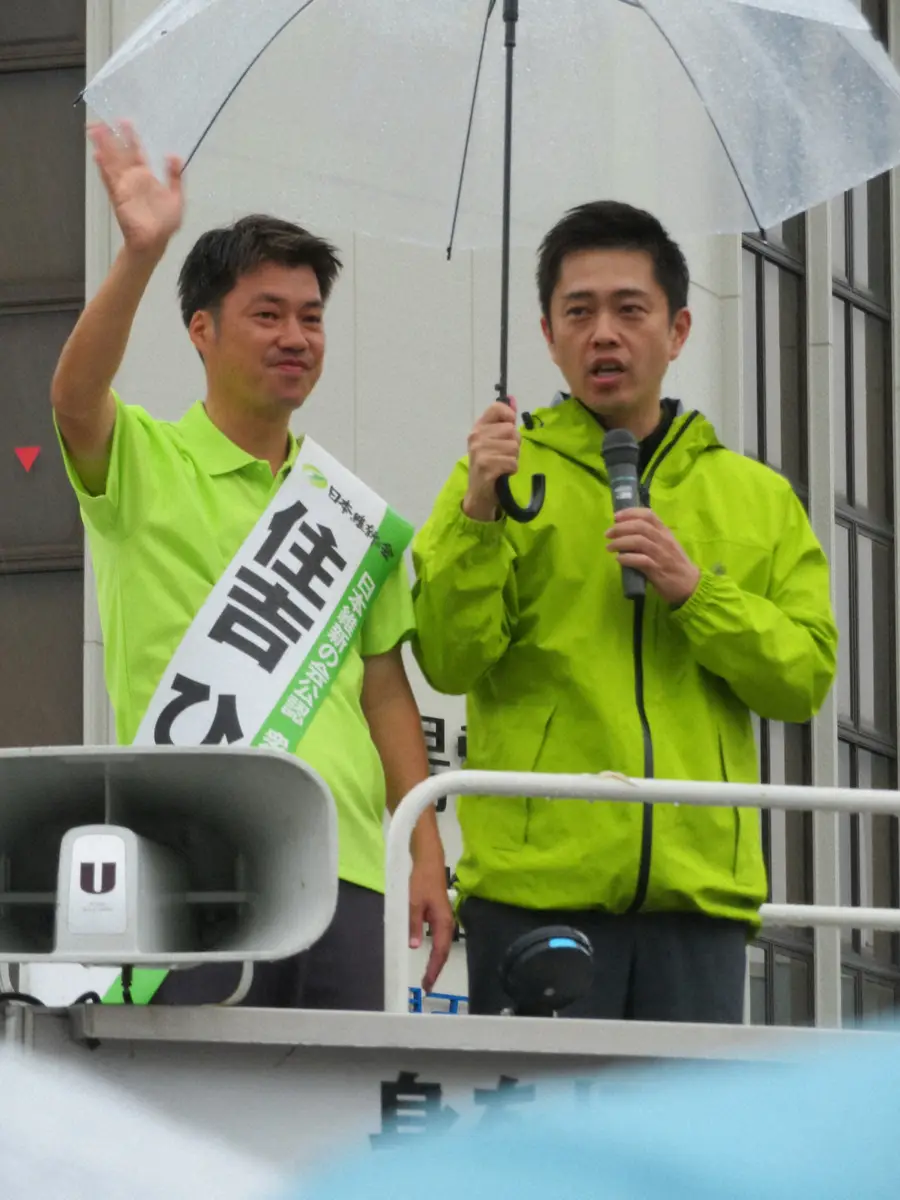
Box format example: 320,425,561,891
626,411,702,912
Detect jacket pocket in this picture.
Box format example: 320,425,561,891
717,731,742,877
462,702,556,849
717,723,766,895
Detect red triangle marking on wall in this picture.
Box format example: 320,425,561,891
14,447,41,472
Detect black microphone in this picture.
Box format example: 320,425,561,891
601,428,646,601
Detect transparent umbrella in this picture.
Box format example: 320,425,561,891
82,0,900,520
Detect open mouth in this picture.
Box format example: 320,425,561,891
590,363,626,379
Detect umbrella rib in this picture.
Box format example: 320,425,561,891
447,0,498,260
182,0,323,171
640,7,765,236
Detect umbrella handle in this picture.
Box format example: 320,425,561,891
493,392,546,523
495,472,546,523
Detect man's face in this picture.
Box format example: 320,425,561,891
190,262,326,413
541,248,690,424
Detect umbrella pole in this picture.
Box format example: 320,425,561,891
497,0,516,404
494,0,546,523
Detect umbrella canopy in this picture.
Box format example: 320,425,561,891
83,0,900,247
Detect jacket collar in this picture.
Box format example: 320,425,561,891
524,394,721,486
176,401,300,477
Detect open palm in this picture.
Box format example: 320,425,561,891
88,120,184,256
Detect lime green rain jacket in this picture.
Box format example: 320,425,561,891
411,398,837,927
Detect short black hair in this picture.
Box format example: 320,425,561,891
178,214,342,327
536,201,689,323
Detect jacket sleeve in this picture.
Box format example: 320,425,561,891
411,461,518,695
668,482,838,723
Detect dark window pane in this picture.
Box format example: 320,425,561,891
832,298,848,502
857,746,894,791
856,537,895,737
773,953,812,1026
765,215,805,260
851,312,890,520
842,971,858,1025
763,263,804,483
783,215,805,259
764,263,783,468
0,571,83,747
862,978,897,1018
831,195,847,281
786,810,813,905
862,0,889,47
749,945,767,1025
837,738,854,945
743,249,759,459
834,524,853,721
765,722,812,905
0,2,85,46
839,810,854,945
839,740,852,789
0,69,86,291
0,310,84,561
851,176,889,302
858,751,897,966
766,721,811,786
851,184,871,294
838,742,854,947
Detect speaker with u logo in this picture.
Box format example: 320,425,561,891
0,745,339,968
81,859,118,896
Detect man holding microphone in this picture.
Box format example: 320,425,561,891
412,201,837,1022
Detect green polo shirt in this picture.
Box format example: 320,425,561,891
57,396,414,894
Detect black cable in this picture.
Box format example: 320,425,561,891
447,0,498,260
121,965,134,1005
0,989,104,1007
72,991,104,1005
0,991,45,1006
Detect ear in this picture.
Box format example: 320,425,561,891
188,309,216,361
541,315,559,367
668,307,692,364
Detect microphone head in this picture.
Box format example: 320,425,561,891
601,427,640,468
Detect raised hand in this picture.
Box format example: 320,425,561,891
88,120,184,258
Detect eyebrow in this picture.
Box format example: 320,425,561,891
562,288,651,303
247,293,323,310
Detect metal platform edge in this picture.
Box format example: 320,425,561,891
63,1005,900,1060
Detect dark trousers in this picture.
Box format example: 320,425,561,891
461,896,748,1023
150,881,384,1010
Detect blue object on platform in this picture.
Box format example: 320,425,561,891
408,986,467,1015
285,1017,900,1200
547,937,579,950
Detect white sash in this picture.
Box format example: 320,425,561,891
133,437,414,751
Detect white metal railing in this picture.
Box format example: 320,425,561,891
385,771,900,1020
